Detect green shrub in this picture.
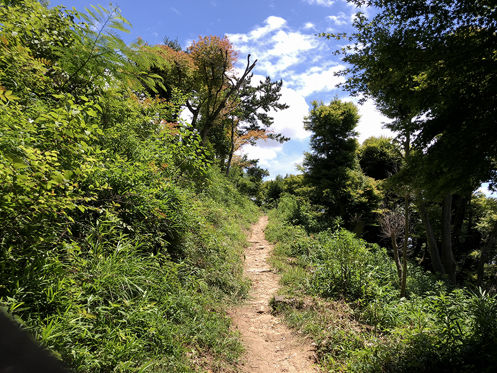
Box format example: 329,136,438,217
274,194,322,232
265,203,497,372
0,2,259,370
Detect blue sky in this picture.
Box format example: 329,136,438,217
51,0,393,177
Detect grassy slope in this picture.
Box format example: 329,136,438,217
265,195,497,372
0,2,262,371
2,170,259,372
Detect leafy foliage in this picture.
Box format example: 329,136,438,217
301,99,382,236
334,0,497,193
358,137,402,180
0,1,259,371
266,197,497,372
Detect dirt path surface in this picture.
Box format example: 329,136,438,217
231,216,320,373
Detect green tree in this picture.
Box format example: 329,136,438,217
358,137,402,180
223,76,289,175
303,99,381,233
328,0,497,283
303,99,359,215
144,36,288,167
335,1,496,193
229,158,269,203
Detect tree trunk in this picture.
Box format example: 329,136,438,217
225,118,235,176
477,229,497,285
452,193,468,255
199,124,210,145
441,193,457,284
418,199,445,274
391,236,403,283
400,129,410,298
400,193,409,298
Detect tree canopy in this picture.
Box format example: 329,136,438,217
331,0,497,196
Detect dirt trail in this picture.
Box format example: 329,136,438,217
231,216,319,373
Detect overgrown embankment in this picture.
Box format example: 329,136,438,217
265,194,497,372
2,165,258,372
0,2,259,371
1,105,258,370
0,96,259,370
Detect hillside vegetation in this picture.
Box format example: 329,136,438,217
266,195,497,372
1,0,496,372
0,1,261,371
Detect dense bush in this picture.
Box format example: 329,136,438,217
270,193,323,233
266,195,497,372
0,2,258,371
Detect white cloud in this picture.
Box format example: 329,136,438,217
345,98,394,143
303,22,316,30
269,87,311,140
250,16,287,40
328,12,348,26
228,16,286,44
240,142,283,166
270,30,316,56
304,0,335,7
239,144,305,178
228,16,319,76
266,153,305,177
288,64,345,97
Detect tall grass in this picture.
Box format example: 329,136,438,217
266,194,497,372
1,171,258,372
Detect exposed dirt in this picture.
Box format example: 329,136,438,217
230,216,320,373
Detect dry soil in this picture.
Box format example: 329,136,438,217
230,216,320,373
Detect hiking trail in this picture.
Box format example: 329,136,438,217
230,215,320,373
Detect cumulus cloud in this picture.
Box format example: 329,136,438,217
228,16,286,44
227,16,319,76
265,153,305,177
303,22,316,30
239,143,305,177
249,16,287,40
288,64,345,97
240,142,283,166
269,87,311,140
226,16,348,176
228,16,344,98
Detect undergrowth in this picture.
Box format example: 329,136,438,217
0,3,259,368
266,194,497,372
2,170,258,372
